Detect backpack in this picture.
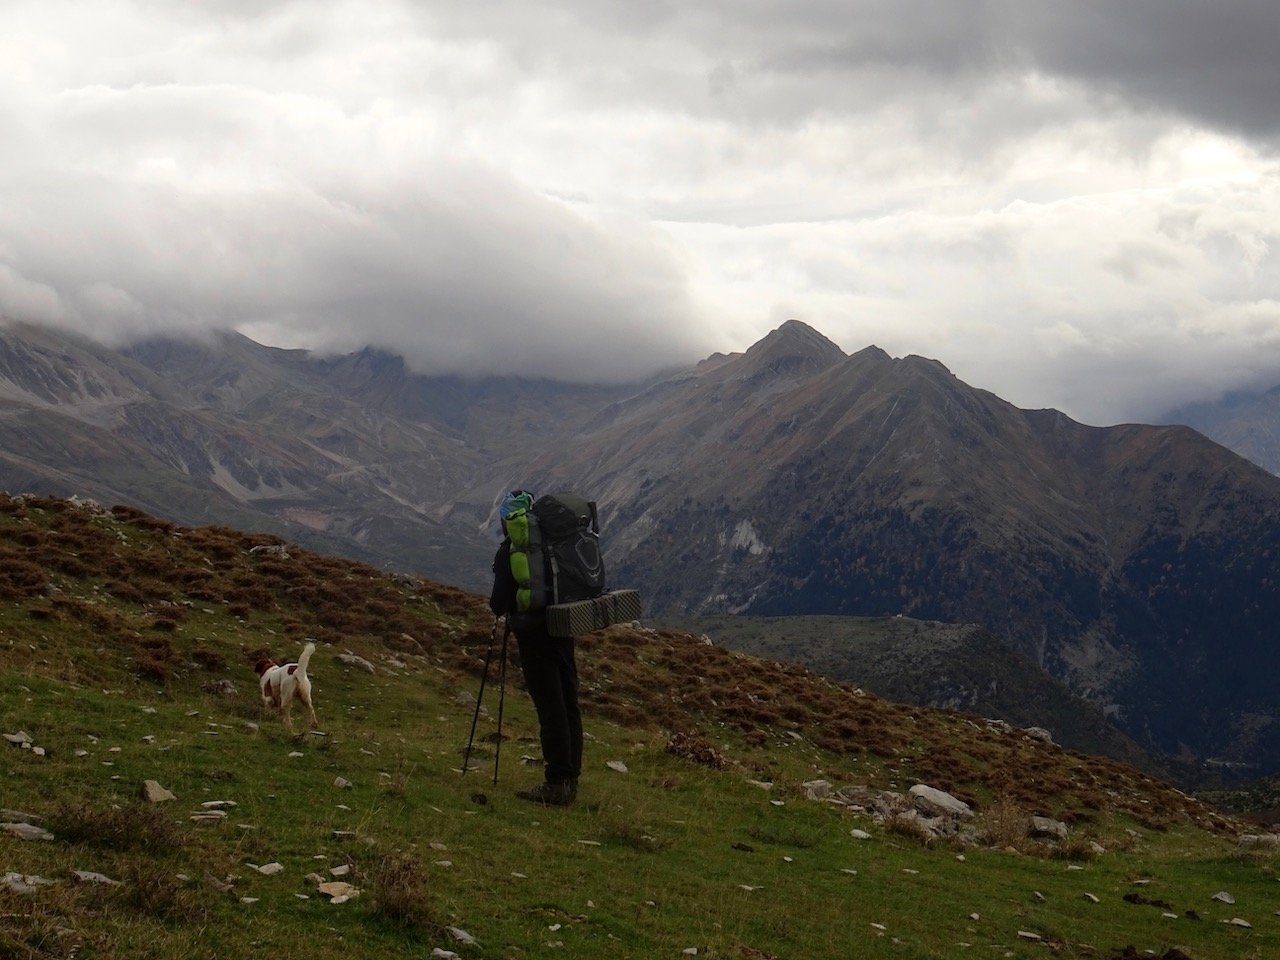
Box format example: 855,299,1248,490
507,492,606,616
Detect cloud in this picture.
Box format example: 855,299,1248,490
2,0,1279,421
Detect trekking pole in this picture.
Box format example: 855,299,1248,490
462,618,499,777
492,616,512,785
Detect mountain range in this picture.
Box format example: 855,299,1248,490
3,318,1280,777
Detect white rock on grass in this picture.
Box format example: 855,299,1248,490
1,822,54,841
1213,891,1236,904
72,871,121,886
606,760,629,774
446,926,477,945
141,780,176,803
2,873,56,894
908,784,973,819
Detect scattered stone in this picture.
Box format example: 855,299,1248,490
2,821,54,841
0,809,42,825
746,780,774,790
190,810,227,823
2,872,55,894
1017,931,1043,941
1030,816,1069,841
201,800,237,809
1023,726,1055,745
606,760,629,774
849,829,871,840
447,926,477,946
288,752,304,758
908,784,974,819
317,881,359,903
240,897,259,905
330,864,351,877
1084,893,1100,903
802,779,833,801
3,731,34,747
1212,891,1236,904
255,863,284,876
1227,917,1252,928
72,871,121,886
142,780,176,803
1033,892,1047,903
431,950,462,960
338,652,376,674
1238,834,1280,850
334,777,352,789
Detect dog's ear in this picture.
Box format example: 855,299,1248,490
254,659,275,676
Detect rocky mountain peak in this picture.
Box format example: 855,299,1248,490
736,319,847,380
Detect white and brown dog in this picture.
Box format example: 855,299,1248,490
255,642,318,733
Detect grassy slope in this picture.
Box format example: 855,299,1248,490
1,494,1278,960
656,614,1152,770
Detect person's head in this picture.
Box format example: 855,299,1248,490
499,489,534,531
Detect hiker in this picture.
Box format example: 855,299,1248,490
490,489,582,806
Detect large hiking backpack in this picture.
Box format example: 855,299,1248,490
507,492,606,615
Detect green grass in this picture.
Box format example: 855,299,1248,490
2,495,1279,959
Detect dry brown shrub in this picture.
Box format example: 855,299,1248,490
666,731,728,769
50,800,184,853
976,796,1029,848
367,851,442,932
0,553,48,598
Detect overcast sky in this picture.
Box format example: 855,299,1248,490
2,1,1278,424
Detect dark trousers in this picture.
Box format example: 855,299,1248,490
516,624,582,785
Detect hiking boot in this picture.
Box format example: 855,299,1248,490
515,781,575,806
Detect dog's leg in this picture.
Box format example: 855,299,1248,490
299,684,318,729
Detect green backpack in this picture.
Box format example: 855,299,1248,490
507,492,606,616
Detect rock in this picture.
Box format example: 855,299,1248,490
849,829,872,840
338,652,376,674
1030,816,1069,841
334,777,352,789
1238,834,1280,850
141,780,176,803
1228,917,1252,928
318,881,359,902
1212,891,1236,904
1017,931,1042,941
446,926,477,945
1089,841,1106,855
909,784,974,819
72,871,121,886
606,760,629,773
431,951,462,960
2,821,54,841
330,864,351,877
803,779,833,801
0,809,42,825
1084,893,1100,903
1023,726,1055,745
3,731,34,747
256,863,284,876
2,872,56,893
201,800,237,809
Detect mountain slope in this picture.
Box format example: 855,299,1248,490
1163,384,1280,475
658,614,1155,771
6,319,1280,776
520,322,1280,774
3,493,1269,960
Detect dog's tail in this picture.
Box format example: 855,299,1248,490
296,641,316,677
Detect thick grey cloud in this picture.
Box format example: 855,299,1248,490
1,0,1278,422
